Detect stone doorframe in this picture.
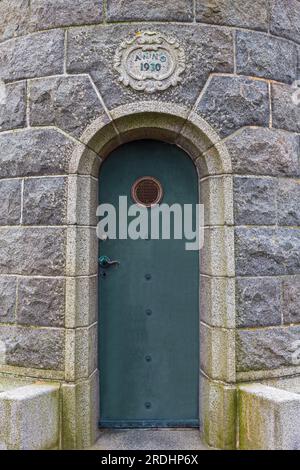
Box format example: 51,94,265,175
65,102,236,450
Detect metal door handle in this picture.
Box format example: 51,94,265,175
99,255,120,269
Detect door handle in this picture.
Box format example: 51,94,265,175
99,255,120,269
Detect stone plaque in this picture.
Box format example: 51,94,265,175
114,31,186,93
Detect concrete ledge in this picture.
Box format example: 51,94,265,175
239,383,300,450
0,383,60,450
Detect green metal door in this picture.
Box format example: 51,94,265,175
99,140,199,428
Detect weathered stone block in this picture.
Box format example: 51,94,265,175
236,31,297,84
0,227,66,276
282,277,300,325
0,81,26,131
270,0,300,44
0,277,17,324
236,326,300,372
233,177,277,225
0,0,30,42
197,76,269,138
17,278,65,327
107,0,193,22
235,228,300,276
0,384,60,450
67,24,233,109
227,128,300,176
0,129,73,179
272,83,300,134
29,76,105,138
201,375,236,450
61,371,99,449
236,277,281,328
30,0,102,30
196,0,268,31
0,30,64,82
239,384,300,450
277,178,300,226
0,179,21,225
0,326,64,370
23,177,67,225
65,275,97,328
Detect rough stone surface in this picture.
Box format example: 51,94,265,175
196,0,268,31
227,128,300,177
107,0,193,22
0,129,73,179
0,277,17,324
0,179,21,225
30,76,105,138
282,277,300,325
0,326,64,370
233,177,277,225
236,326,300,372
235,228,300,276
236,31,297,84
23,177,67,225
0,228,66,276
30,0,102,30
239,384,300,450
0,384,60,450
197,76,269,138
17,278,65,328
272,83,300,134
0,30,64,82
236,278,281,328
0,0,30,42
270,0,300,44
277,179,300,226
67,24,234,109
0,81,26,131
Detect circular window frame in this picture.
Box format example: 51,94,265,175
131,176,164,208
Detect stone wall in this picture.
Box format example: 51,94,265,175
0,0,300,449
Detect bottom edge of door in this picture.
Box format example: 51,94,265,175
99,419,199,429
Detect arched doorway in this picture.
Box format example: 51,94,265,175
98,140,199,428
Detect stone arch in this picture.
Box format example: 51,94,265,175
64,102,236,450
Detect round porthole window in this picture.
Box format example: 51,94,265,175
131,176,163,207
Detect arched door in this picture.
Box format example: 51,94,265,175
99,140,199,428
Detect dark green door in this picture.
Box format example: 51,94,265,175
99,140,199,428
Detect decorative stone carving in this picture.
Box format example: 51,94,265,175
114,31,186,93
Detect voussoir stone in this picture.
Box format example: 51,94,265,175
282,277,300,325
0,179,21,225
272,83,300,134
107,0,193,22
0,228,66,276
0,0,30,42
0,30,64,82
226,128,300,176
0,325,64,370
0,81,26,131
277,178,300,226
196,76,269,138
270,0,300,45
235,228,300,276
236,31,297,84
30,76,106,138
0,129,74,179
236,326,300,372
0,277,17,324
17,278,65,327
195,0,268,31
23,177,67,225
236,277,281,328
67,24,233,109
233,177,277,226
